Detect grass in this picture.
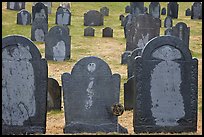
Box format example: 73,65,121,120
2,2,202,135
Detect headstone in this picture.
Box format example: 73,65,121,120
149,2,160,18
31,18,48,42
185,8,191,16
164,28,173,35
33,2,52,14
62,56,128,133
56,6,71,25
17,9,31,25
60,2,71,11
84,27,95,36
84,10,104,26
133,35,198,133
100,7,109,16
121,51,132,65
125,5,130,13
191,2,202,19
47,78,61,111
7,2,25,11
2,35,48,135
143,7,148,13
45,25,71,61
167,2,179,19
119,14,124,21
32,2,48,23
130,2,144,15
123,14,132,36
102,27,113,37
164,16,173,28
172,22,190,48
161,7,166,15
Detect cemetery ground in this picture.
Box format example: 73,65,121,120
2,2,202,135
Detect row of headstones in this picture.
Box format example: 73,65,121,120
84,27,113,37
2,35,198,134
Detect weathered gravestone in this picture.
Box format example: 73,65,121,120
33,2,52,14
45,25,71,61
84,27,95,36
125,5,130,13
172,22,190,48
133,36,198,133
130,2,144,15
84,10,104,26
2,35,48,135
47,78,61,111
102,27,113,37
161,7,166,15
17,9,31,25
7,2,25,11
164,16,173,28
123,14,132,36
191,2,202,19
167,2,179,19
62,56,128,133
143,7,148,13
56,6,71,26
185,8,191,16
31,18,48,42
121,51,131,65
149,2,160,19
100,7,109,16
32,2,48,24
164,28,173,35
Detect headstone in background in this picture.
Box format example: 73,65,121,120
133,36,198,133
60,2,71,11
161,7,166,15
121,51,132,65
130,2,144,15
84,27,95,37
167,2,179,19
17,9,31,25
32,2,48,23
102,27,113,37
7,2,25,11
2,35,47,135
119,14,124,21
33,2,52,14
100,6,109,16
185,8,191,16
84,10,104,26
62,56,128,133
164,16,173,28
149,2,160,18
164,28,173,35
45,25,71,61
191,2,202,19
143,7,148,13
125,5,130,13
56,6,71,26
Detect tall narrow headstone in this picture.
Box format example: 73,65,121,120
84,27,95,36
167,2,179,19
130,2,144,15
149,2,160,18
191,2,202,19
32,2,48,23
56,6,71,25
84,10,104,26
17,9,31,25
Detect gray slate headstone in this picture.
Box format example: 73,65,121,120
133,36,198,133
149,2,160,18
17,9,31,25
125,5,130,13
33,2,52,14
84,10,104,26
164,16,173,28
164,28,173,35
55,6,71,26
2,35,47,135
62,56,128,133
185,8,191,16
7,2,25,11
130,2,144,15
119,14,124,21
45,25,71,61
121,51,132,65
32,2,48,24
100,7,109,16
102,27,113,37
191,2,202,19
84,27,95,36
161,7,166,15
167,2,179,19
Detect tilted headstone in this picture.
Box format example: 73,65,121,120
45,25,71,61
100,7,109,16
56,6,71,25
164,28,173,35
31,18,48,42
102,27,113,37
32,2,48,24
17,9,31,25
2,35,48,135
84,10,104,26
125,5,130,13
62,56,128,133
119,14,124,21
164,16,173,28
191,2,202,19
167,2,179,19
133,36,198,133
185,8,191,16
47,78,61,111
161,7,166,15
172,22,190,48
7,2,25,11
84,27,95,36
149,2,160,18
130,2,144,15
121,51,132,65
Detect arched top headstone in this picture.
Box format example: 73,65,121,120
32,2,48,23
48,25,69,36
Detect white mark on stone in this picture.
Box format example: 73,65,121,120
87,63,96,73
53,40,66,61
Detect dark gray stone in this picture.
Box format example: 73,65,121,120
102,27,113,37
45,25,71,61
164,28,173,35
133,35,198,133
123,14,132,36
167,2,179,19
130,2,144,15
119,14,124,21
149,2,160,18
55,6,71,26
185,8,191,16
191,2,202,19
7,2,25,11
121,51,132,65
100,7,109,16
47,78,61,111
144,7,148,13
62,56,128,133
33,2,52,14
161,7,166,15
32,2,48,24
2,35,48,135
84,10,104,26
164,16,173,28
125,5,130,13
17,9,31,25
31,18,48,42
84,27,95,36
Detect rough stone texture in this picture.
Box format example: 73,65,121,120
33,2,52,14
125,5,130,13
149,2,160,18
130,2,144,15
100,7,109,16
185,8,191,16
31,18,48,42
55,6,71,26
62,56,128,133
161,7,166,15
172,22,190,48
102,27,113,37
164,28,173,35
7,2,25,11
133,36,198,133
17,9,31,25
47,78,61,111
167,2,179,19
84,10,104,26
121,51,132,65
45,25,71,61
191,2,202,19
84,27,95,36
2,35,48,135
164,16,173,28
32,2,48,24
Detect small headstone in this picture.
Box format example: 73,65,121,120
191,2,202,19
84,27,95,36
121,51,132,65
167,2,179,19
7,2,25,11
161,7,166,15
130,2,144,15
2,35,47,135
149,2,160,18
125,5,130,13
62,56,128,133
119,14,124,21
100,7,109,16
84,10,104,26
102,27,113,37
185,8,191,16
32,2,48,23
164,28,173,35
45,25,71,61
164,16,173,28
56,6,71,25
17,9,31,25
